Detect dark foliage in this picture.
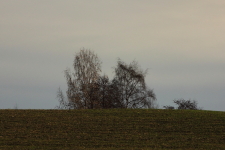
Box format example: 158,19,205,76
173,99,202,110
163,105,175,109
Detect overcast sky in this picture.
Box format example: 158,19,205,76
1,1,225,111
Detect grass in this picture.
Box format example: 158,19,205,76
0,109,225,149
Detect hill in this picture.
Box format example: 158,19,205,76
1,109,225,149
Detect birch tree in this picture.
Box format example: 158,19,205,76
57,48,102,109
112,59,157,108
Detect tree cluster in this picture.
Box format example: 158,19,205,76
55,48,157,109
163,99,202,110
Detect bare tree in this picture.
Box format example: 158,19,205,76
94,75,113,108
108,79,126,108
112,59,157,109
90,75,125,109
55,88,71,109
56,48,102,109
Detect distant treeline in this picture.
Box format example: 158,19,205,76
56,48,202,110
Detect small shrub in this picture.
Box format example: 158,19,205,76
163,105,175,109
173,99,202,110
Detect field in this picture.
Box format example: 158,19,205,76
1,109,225,149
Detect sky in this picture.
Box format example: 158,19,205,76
1,1,225,111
